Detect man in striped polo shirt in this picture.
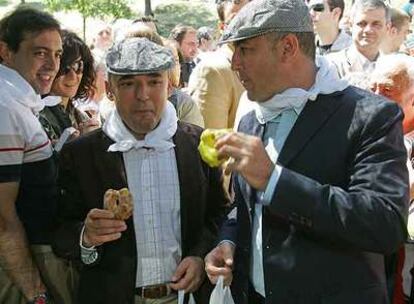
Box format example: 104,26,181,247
0,7,68,304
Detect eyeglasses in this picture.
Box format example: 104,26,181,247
310,3,325,12
59,60,84,76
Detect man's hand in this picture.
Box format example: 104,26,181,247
170,256,205,293
215,132,274,190
78,118,100,135
205,242,235,286
83,208,127,247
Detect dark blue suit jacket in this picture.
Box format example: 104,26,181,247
221,86,409,304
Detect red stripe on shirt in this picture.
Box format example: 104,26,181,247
0,147,24,152
25,140,50,153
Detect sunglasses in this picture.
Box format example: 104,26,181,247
310,3,325,12
59,60,84,76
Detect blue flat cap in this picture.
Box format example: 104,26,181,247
220,0,313,44
106,37,175,75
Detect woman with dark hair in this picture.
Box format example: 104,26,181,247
40,29,98,148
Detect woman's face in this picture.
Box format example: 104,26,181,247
51,57,84,98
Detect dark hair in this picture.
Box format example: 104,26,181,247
0,7,60,53
132,15,159,32
197,27,212,43
133,15,158,24
169,25,196,44
326,0,345,20
57,30,95,100
126,26,164,45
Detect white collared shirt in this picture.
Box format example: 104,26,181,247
123,147,181,287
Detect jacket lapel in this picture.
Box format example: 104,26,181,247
173,124,205,253
92,131,128,197
278,92,345,167
237,113,265,222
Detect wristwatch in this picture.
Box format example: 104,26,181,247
27,292,50,304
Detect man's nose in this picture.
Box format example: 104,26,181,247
46,54,60,73
136,85,149,101
363,23,374,33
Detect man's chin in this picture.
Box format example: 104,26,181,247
35,86,52,96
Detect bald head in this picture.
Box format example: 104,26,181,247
371,54,414,133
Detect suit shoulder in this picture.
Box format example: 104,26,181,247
333,86,403,133
177,121,203,139
61,128,106,153
342,86,401,115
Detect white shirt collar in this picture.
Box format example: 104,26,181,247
254,56,349,124
103,101,178,153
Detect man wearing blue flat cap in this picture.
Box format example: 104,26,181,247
204,0,409,303
52,37,229,304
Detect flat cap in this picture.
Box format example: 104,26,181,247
106,37,175,75
220,0,313,44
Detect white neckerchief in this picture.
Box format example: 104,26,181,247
103,102,178,153
43,95,62,107
0,64,44,114
254,56,349,124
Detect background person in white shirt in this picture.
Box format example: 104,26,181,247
308,0,352,55
327,0,391,87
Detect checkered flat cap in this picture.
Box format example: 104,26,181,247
106,37,175,75
220,0,313,44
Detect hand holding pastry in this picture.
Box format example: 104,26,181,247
82,188,133,247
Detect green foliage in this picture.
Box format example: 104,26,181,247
44,0,133,19
154,2,218,37
0,0,9,6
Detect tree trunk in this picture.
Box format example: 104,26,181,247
83,16,86,42
20,0,25,3
144,0,153,16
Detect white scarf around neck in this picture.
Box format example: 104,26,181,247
103,101,178,153
254,56,349,124
0,64,44,114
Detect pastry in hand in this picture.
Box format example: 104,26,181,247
198,129,232,167
103,188,133,220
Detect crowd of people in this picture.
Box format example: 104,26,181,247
0,0,414,303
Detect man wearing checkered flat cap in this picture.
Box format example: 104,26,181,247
52,37,229,304
204,0,409,303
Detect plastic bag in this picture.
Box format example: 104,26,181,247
209,276,235,304
178,289,196,304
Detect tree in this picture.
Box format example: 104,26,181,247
155,2,217,37
144,0,153,16
44,0,133,40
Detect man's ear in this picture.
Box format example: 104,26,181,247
332,7,342,22
0,41,13,65
281,34,299,60
105,79,115,101
385,21,392,33
167,80,174,97
389,26,398,36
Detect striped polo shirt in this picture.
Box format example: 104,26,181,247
0,64,58,244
